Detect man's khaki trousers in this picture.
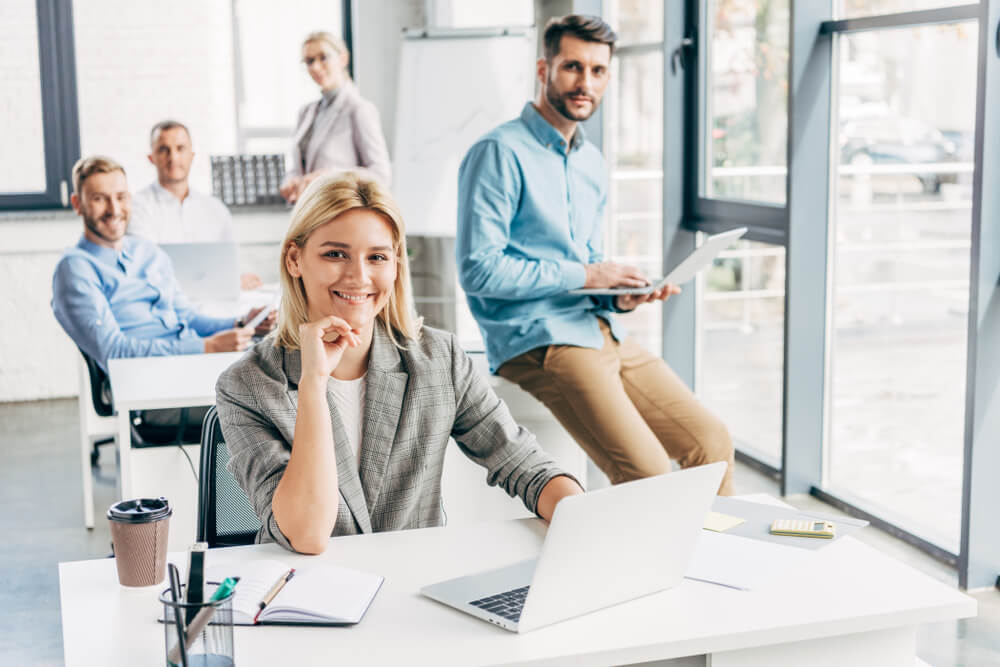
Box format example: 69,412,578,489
497,320,734,494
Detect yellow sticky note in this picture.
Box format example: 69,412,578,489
703,511,745,532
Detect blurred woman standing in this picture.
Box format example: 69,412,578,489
280,32,391,203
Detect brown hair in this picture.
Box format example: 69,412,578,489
71,155,126,195
149,120,191,146
543,14,617,61
275,172,420,350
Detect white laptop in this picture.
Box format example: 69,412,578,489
420,461,726,633
569,227,748,296
159,242,240,302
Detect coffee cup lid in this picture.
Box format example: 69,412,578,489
107,497,172,523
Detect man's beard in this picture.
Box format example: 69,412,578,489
545,78,598,122
83,211,126,244
160,166,189,186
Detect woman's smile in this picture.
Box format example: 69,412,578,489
332,290,374,304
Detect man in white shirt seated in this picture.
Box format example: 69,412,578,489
130,119,262,289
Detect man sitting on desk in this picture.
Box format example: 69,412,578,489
130,119,261,289
456,15,735,493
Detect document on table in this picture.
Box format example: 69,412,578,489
685,531,813,591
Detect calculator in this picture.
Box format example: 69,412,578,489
769,518,836,538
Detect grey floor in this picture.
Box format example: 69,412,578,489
1,399,997,666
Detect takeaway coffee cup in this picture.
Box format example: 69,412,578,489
107,497,172,587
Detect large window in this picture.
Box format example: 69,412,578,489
690,0,994,578
699,239,785,461
702,0,789,204
838,0,972,19
0,0,80,209
827,20,976,551
232,0,345,155
606,0,665,353
694,0,789,460
1,1,46,194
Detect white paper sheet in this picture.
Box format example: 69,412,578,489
686,531,814,591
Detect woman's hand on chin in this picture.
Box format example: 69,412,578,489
298,316,362,383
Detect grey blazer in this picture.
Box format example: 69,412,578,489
215,322,569,552
287,81,392,186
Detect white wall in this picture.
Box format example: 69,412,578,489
72,0,238,194
352,0,427,154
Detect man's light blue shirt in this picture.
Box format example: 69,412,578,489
52,235,235,369
457,102,627,372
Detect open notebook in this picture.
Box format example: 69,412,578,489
207,559,384,626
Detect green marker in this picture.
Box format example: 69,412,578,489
210,576,239,602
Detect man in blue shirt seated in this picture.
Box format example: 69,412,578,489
456,15,734,494
52,155,274,436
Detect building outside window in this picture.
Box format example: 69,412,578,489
827,18,976,551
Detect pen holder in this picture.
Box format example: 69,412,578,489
159,582,235,667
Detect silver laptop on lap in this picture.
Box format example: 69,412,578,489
420,461,726,633
569,227,747,296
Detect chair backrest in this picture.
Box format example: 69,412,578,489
197,406,262,547
78,348,114,417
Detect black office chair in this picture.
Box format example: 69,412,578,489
78,349,203,463
79,349,116,465
197,406,261,547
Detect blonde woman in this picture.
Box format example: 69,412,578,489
216,173,582,554
280,32,391,204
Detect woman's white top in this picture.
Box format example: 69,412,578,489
328,373,367,468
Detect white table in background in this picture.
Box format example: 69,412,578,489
107,352,244,548
59,513,975,666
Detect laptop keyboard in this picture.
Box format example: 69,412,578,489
469,585,530,622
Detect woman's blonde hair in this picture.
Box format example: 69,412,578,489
303,30,349,57
275,172,421,350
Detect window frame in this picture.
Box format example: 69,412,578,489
682,0,789,245
0,0,81,211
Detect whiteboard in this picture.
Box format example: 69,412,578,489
392,29,535,236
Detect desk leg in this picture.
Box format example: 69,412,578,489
707,626,914,667
78,397,94,529
116,409,132,500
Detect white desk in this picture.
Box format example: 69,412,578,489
107,352,244,549
60,517,975,666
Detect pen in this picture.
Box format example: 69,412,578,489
167,577,239,665
252,568,295,624
167,563,189,667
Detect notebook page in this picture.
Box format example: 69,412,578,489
264,563,383,623
207,559,291,624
